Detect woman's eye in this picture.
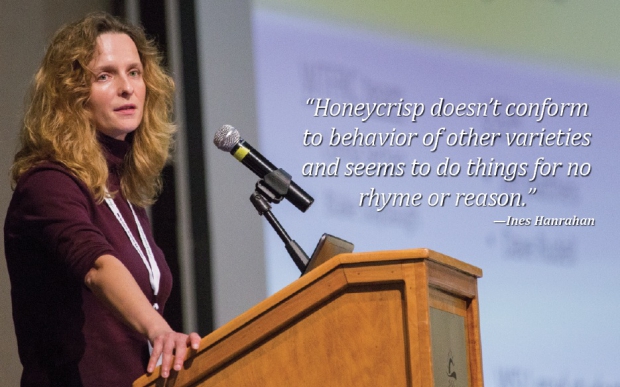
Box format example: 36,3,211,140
97,74,109,81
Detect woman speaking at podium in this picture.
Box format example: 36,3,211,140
4,12,199,386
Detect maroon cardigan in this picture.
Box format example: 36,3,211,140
4,134,172,386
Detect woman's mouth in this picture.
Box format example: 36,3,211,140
114,104,136,113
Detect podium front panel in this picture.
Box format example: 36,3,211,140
194,283,411,386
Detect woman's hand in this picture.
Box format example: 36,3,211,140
147,330,201,378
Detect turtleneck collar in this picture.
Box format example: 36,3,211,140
97,131,132,170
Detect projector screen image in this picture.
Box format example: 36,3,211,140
249,2,620,386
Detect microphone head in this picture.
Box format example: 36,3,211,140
214,125,241,152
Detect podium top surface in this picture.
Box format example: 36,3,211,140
335,248,482,278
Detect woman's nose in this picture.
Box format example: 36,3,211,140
118,75,134,96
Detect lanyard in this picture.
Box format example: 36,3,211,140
104,193,161,310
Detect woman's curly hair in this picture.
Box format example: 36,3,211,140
11,12,175,207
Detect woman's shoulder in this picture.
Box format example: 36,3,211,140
17,160,79,183
13,161,89,199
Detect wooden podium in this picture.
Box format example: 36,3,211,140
134,248,483,387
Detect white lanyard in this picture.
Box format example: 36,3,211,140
104,194,161,310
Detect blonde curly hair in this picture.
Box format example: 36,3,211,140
11,12,176,207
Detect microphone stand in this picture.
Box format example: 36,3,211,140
249,169,309,272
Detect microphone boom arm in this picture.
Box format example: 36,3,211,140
250,170,309,272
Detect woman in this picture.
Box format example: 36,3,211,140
4,12,200,386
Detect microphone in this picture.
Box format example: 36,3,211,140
214,125,314,212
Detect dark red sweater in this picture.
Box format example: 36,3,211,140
4,134,172,386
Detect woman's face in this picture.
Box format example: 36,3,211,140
87,33,146,140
